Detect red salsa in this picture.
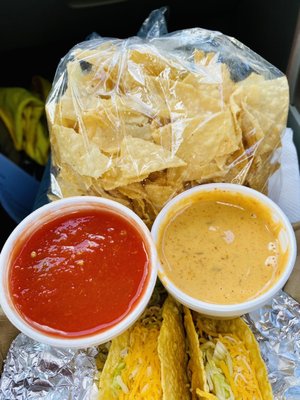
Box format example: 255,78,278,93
10,209,149,338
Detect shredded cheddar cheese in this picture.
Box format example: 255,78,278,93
117,324,162,400
196,388,218,399
219,335,263,400
218,360,237,397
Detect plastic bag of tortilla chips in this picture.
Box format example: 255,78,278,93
46,8,289,227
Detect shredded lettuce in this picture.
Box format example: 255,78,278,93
140,306,163,328
201,340,235,400
114,375,129,394
111,361,126,393
213,340,227,361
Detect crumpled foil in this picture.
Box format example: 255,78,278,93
0,334,98,400
245,290,300,399
1,290,300,399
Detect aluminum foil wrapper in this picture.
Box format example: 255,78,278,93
1,290,300,399
246,290,300,399
0,334,98,400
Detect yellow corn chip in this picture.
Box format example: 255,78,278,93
118,137,186,179
51,125,111,178
153,109,240,182
129,49,187,80
144,183,177,211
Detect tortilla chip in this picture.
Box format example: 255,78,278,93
118,182,147,200
51,125,111,178
221,64,236,103
221,145,253,185
53,86,77,125
67,59,99,97
246,154,280,194
120,74,175,122
72,42,118,67
81,110,124,154
118,137,186,180
144,183,177,211
233,74,288,155
148,76,223,118
116,183,158,225
90,181,132,208
154,109,240,182
183,62,234,103
129,49,187,81
100,164,149,191
77,96,152,154
193,50,218,66
54,163,93,197
228,74,288,191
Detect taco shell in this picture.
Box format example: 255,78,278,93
98,296,190,399
184,308,273,400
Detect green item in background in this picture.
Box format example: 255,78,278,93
0,76,51,166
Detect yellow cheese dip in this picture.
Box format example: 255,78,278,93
157,190,286,304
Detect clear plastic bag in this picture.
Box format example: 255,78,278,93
46,8,289,226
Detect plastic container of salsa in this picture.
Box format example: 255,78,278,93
0,196,157,348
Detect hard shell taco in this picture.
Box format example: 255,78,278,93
97,295,190,399
184,308,273,400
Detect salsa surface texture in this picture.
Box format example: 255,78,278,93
10,209,149,337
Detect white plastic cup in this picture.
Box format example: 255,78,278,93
0,196,158,348
151,183,297,318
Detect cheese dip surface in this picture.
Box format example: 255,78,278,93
157,190,286,304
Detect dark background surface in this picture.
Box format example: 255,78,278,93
0,0,299,85
0,0,299,246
